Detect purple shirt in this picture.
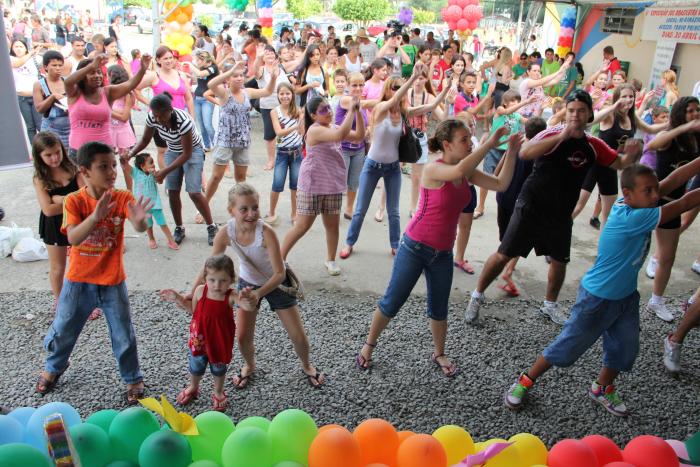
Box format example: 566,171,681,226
335,102,367,152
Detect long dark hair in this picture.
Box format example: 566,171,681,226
304,96,325,138
32,131,77,190
9,37,29,56
670,96,700,153
76,58,101,92
296,44,320,78
103,37,123,62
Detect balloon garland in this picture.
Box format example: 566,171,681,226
556,7,577,58
441,0,482,37
163,0,195,58
225,0,250,12
258,0,273,40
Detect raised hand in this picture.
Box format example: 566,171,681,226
351,95,361,111
140,53,152,71
92,190,115,222
623,138,643,158
490,125,510,146
92,53,108,70
160,289,192,313
507,132,526,153
128,195,154,225
413,61,425,77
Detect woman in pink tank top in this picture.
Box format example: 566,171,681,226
354,119,522,377
138,46,194,169
66,53,151,163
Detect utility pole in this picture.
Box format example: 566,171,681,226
152,0,160,53
516,0,524,48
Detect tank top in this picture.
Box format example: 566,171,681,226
152,72,187,110
405,161,472,251
599,113,636,153
38,77,68,118
408,90,427,132
344,54,362,73
188,284,235,364
656,137,700,200
297,124,347,194
335,102,367,152
275,106,303,149
69,90,114,149
216,90,251,148
367,117,402,164
226,218,275,286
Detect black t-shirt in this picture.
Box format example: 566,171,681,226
518,125,617,217
194,63,219,97
656,137,700,199
496,157,534,212
599,114,636,152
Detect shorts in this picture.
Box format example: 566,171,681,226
153,131,167,149
461,185,478,214
213,146,250,166
415,133,429,165
147,208,167,228
497,204,513,240
188,351,228,377
296,191,342,216
342,148,365,192
657,197,681,229
498,199,572,263
164,145,205,193
238,277,298,311
543,285,640,372
260,108,276,141
483,148,505,175
581,164,619,196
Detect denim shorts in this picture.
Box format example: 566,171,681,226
483,148,505,174
378,234,453,321
147,208,167,228
188,351,228,376
543,285,640,372
164,145,205,193
238,277,297,311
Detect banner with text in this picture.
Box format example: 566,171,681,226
642,7,700,44
648,40,678,91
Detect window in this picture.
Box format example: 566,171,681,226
601,7,637,35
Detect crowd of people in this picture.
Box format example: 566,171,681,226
6,9,700,416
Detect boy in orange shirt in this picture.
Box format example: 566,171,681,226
35,142,152,405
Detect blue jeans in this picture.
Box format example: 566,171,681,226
194,96,215,149
44,279,142,384
272,147,302,192
346,158,402,249
18,95,42,144
378,234,453,320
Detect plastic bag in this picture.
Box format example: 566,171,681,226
0,223,34,257
12,237,48,262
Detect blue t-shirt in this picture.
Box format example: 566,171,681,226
131,166,162,211
581,199,660,300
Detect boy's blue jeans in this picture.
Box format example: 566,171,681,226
44,279,143,384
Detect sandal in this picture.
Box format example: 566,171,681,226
212,393,228,412
454,260,475,274
35,364,69,395
176,387,199,405
302,370,326,389
126,383,145,406
232,369,253,389
88,308,102,321
498,281,520,297
355,342,376,370
339,246,353,260
473,209,484,219
431,353,459,378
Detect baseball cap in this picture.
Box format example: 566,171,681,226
566,89,595,123
239,22,249,31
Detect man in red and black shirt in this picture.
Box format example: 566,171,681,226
603,45,621,75
466,90,642,325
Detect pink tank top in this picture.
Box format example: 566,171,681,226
152,72,187,110
405,160,472,251
69,90,114,149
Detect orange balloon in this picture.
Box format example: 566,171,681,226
309,427,361,467
176,12,189,24
182,4,193,15
396,434,447,467
353,419,399,467
398,431,416,444
319,424,347,434
165,6,180,22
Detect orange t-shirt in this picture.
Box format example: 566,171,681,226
61,188,134,286
244,42,257,77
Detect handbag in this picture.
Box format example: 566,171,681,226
398,114,422,163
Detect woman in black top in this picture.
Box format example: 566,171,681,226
190,50,219,151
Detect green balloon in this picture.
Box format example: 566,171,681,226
105,462,138,467
221,427,271,467
138,430,191,467
181,0,191,5
188,461,219,467
236,416,270,432
273,462,304,467
189,411,235,464
108,407,160,464
268,409,317,465
0,443,51,467
70,423,112,467
86,409,120,434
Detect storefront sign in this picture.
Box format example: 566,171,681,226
648,40,677,91
642,7,700,44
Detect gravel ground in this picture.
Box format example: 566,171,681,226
1,286,698,447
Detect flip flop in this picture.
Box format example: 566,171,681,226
355,342,375,370
431,353,459,378
473,209,484,219
176,387,199,405
498,282,520,297
232,370,253,389
302,370,326,389
212,393,228,411
339,246,353,260
454,260,475,274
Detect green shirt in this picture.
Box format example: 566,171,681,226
491,113,522,150
401,44,417,78
512,63,527,79
541,59,561,96
558,67,579,97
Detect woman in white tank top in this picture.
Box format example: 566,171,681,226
340,41,362,74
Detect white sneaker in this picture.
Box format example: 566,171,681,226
539,302,567,325
324,261,341,276
692,261,700,275
647,300,674,322
645,257,658,279
464,294,483,324
663,335,681,373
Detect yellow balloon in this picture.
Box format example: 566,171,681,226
182,22,194,35
508,433,548,466
432,425,474,466
261,26,273,38
482,441,521,467
473,442,484,452
184,35,194,47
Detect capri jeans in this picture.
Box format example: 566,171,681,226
346,158,402,249
18,95,42,143
272,146,302,192
194,96,215,149
342,148,366,192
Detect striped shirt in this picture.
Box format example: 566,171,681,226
275,106,303,149
145,108,203,153
297,124,347,195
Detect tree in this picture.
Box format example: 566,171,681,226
124,0,150,7
413,9,435,25
333,0,390,27
288,0,323,19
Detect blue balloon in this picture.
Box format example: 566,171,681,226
25,402,82,454
7,407,36,429
0,416,24,446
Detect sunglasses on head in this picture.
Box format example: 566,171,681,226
390,84,401,91
315,104,331,115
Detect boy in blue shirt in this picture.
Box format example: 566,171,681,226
504,161,700,417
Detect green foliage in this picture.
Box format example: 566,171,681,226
409,0,446,17
332,0,390,25
199,14,214,28
413,9,435,24
287,0,323,19
124,0,151,7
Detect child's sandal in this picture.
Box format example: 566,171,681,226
176,387,199,406
212,393,228,412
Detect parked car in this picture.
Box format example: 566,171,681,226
125,7,147,26
334,22,358,39
136,14,153,35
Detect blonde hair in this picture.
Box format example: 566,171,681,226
662,69,679,96
196,50,214,64
348,72,365,85
227,183,259,207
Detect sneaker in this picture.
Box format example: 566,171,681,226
692,261,700,275
504,373,534,410
173,226,186,245
207,224,219,246
647,300,674,322
663,335,682,373
645,256,658,279
539,302,567,325
588,382,629,417
589,217,601,230
464,294,484,324
325,261,341,276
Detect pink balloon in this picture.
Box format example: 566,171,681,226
447,0,458,6
456,0,469,8
447,5,463,22
447,20,458,30
666,440,692,467
467,0,479,5
441,8,448,21
463,4,477,20
457,18,469,31
623,435,680,467
467,19,479,30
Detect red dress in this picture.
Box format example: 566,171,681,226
188,285,236,365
